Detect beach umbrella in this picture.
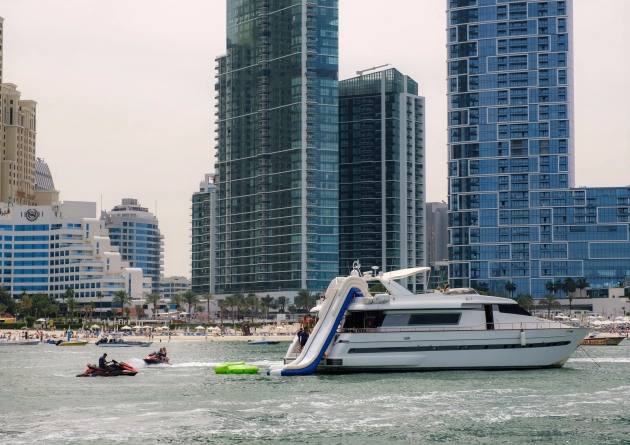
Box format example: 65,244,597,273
36,318,46,322
121,326,132,330
91,324,101,330
195,325,205,330
133,326,143,330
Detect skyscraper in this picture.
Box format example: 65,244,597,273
447,1,630,297
338,69,425,289
214,0,339,294
102,199,163,293
191,173,217,295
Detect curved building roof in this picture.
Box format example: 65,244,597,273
35,158,56,190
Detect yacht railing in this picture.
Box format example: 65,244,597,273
339,321,576,334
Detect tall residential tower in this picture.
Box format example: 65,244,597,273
447,0,630,297
214,0,339,294
338,69,425,289
191,173,217,295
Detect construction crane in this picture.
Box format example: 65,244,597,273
355,63,391,76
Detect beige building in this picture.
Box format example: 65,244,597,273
0,17,3,83
0,18,58,207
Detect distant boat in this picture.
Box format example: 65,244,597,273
95,336,152,347
580,334,625,346
57,339,89,347
248,340,281,346
0,339,39,346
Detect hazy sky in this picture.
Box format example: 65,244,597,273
0,0,628,278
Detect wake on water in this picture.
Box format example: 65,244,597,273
127,358,283,369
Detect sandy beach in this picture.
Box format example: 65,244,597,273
0,328,296,343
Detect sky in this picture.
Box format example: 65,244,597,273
0,0,628,278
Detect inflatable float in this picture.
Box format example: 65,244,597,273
214,362,259,374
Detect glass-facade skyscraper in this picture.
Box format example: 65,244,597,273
338,69,425,290
447,0,630,297
214,0,339,294
191,174,217,295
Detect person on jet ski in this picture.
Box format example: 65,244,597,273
99,353,110,370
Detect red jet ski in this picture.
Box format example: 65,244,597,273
143,352,170,365
76,359,138,377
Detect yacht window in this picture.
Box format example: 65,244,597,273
409,313,461,325
498,304,531,316
381,313,411,327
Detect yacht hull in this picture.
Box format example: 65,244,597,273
314,328,590,373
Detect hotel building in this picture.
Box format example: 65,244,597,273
0,201,151,310
102,199,164,293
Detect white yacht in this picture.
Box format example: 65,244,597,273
269,263,590,376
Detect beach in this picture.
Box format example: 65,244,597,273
0,327,296,343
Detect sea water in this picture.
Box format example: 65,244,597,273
1,340,629,444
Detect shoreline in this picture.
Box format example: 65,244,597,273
0,328,295,343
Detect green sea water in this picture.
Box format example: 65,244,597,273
1,339,630,444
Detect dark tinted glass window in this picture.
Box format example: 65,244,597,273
498,304,531,316
409,313,461,325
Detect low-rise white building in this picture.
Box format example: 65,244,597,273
0,201,151,313
159,276,190,298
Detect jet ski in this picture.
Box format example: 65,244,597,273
143,352,170,365
76,359,139,377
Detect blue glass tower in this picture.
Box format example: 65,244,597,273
214,0,339,294
447,0,630,297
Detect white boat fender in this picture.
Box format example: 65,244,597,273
519,330,526,346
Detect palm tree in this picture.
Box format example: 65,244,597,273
48,304,59,319
201,293,214,322
474,282,490,294
218,300,229,326
145,293,163,319
260,294,274,320
504,281,517,299
224,294,241,326
62,287,74,320
134,304,144,322
88,302,96,322
515,293,535,311
294,289,312,311
169,293,183,313
181,290,200,323
95,291,104,319
244,294,260,321
20,292,33,318
66,297,78,323
575,277,589,298
276,296,288,313
83,305,90,323
563,278,577,315
112,290,132,318
538,294,561,319
545,280,563,296
123,307,131,323
0,303,7,317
